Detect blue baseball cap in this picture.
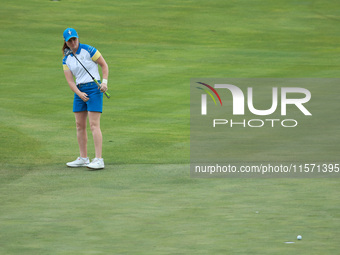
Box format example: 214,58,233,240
63,28,78,42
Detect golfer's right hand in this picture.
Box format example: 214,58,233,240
78,92,89,102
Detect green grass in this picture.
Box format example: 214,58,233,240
0,0,340,254
1,165,340,254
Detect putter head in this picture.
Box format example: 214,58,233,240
64,48,73,56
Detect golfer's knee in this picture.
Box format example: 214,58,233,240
89,121,100,132
76,121,86,131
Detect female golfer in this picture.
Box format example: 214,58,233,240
62,28,108,170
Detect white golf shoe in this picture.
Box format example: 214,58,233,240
87,158,105,170
66,157,90,167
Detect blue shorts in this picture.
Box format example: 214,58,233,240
73,81,103,112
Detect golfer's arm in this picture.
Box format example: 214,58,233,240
96,56,109,81
64,70,81,95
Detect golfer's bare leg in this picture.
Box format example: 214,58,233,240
75,111,88,158
88,111,102,158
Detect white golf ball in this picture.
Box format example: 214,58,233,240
297,235,302,240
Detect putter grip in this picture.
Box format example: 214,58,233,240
94,80,110,99
104,92,111,98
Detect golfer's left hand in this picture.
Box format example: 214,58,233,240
100,83,108,93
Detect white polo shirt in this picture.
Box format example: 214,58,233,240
63,43,102,85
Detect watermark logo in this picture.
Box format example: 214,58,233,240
196,82,312,128
197,82,311,116
191,78,339,178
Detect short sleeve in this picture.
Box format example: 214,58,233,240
62,56,69,70
81,44,102,61
91,50,101,61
